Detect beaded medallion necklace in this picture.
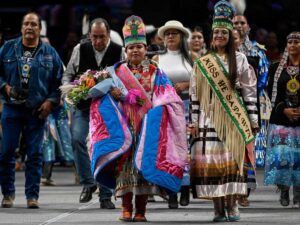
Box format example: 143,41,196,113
286,65,300,93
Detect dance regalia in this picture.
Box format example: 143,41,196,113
190,52,258,198
264,61,300,186
239,36,270,168
42,104,74,164
89,61,188,196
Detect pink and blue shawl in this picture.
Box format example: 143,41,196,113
89,62,188,193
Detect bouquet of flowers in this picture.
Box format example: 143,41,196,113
60,69,112,106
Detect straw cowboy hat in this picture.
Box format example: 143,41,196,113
158,20,190,38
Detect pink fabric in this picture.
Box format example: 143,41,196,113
151,83,187,178
165,104,187,167
117,64,153,133
117,65,152,114
155,106,183,178
152,85,182,107
116,63,188,181
89,99,110,158
125,89,142,105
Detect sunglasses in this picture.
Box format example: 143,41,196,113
164,32,180,37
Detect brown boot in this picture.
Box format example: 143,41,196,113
119,211,132,222
119,192,133,222
133,213,147,222
133,195,147,222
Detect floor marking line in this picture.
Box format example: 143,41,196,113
38,199,98,225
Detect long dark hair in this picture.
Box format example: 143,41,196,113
180,33,193,66
163,31,193,67
209,29,237,89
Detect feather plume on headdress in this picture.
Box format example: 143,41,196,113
230,0,246,15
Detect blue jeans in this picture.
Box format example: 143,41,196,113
71,108,112,201
0,104,45,200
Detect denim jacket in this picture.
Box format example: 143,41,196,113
0,37,63,108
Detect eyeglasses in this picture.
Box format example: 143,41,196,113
164,32,180,37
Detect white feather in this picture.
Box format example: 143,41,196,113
230,0,246,15
82,14,89,36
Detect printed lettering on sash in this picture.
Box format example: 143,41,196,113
197,54,254,144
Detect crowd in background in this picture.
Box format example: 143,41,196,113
0,0,300,223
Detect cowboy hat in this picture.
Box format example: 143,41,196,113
158,20,189,38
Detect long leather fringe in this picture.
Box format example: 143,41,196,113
195,67,245,175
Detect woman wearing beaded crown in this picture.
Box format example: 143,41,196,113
88,15,187,222
189,1,258,222
264,31,300,208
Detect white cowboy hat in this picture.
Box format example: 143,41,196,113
158,20,190,38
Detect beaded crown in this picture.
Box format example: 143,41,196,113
122,15,146,47
212,0,236,30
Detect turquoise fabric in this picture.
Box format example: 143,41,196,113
264,124,300,186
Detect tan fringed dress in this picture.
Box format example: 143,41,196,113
189,51,258,199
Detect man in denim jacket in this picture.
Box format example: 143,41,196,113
0,12,63,209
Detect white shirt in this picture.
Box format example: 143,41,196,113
158,49,192,84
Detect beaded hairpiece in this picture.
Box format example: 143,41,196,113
287,32,300,40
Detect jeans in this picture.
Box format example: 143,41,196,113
71,108,112,201
0,104,45,199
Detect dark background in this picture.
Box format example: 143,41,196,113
0,0,299,61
